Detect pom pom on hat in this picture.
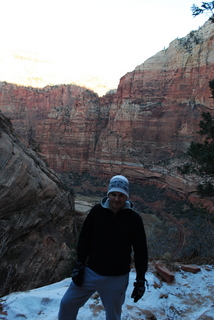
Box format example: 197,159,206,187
107,175,129,198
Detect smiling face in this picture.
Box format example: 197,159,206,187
108,192,127,213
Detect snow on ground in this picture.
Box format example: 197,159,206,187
1,264,214,320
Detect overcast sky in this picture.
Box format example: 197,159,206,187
0,0,209,92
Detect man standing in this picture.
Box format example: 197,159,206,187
58,175,148,320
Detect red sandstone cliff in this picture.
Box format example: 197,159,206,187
0,20,214,195
98,20,214,166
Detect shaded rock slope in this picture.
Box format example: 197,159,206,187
0,111,75,297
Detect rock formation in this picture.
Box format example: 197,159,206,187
99,20,214,168
0,20,214,196
0,111,75,297
0,20,214,290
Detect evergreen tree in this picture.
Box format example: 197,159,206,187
191,1,214,22
178,80,214,196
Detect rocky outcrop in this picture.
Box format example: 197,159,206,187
155,263,175,283
181,265,201,273
0,111,75,297
0,20,214,196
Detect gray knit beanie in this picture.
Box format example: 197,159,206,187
107,175,129,198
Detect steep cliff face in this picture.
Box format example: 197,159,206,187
85,21,214,182
105,20,214,165
0,21,214,196
117,23,214,106
0,111,75,297
0,82,86,142
0,83,103,173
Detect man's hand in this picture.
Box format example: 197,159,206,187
131,280,146,302
71,262,85,287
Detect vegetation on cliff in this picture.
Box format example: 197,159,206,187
178,80,214,196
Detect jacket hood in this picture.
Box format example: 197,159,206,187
101,196,134,211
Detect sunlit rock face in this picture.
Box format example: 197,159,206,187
0,20,214,190
118,20,214,105
0,111,75,297
113,20,214,162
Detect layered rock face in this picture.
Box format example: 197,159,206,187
0,83,101,173
0,111,75,297
110,21,214,163
0,21,214,194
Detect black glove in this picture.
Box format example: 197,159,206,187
131,280,147,302
71,262,85,287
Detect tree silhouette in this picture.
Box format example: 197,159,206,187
188,111,214,174
191,1,214,22
178,80,214,196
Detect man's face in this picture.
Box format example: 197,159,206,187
108,192,127,213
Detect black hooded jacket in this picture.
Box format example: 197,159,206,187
77,197,148,280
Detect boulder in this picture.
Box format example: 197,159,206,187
181,265,201,273
155,263,175,283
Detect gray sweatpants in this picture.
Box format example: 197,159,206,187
58,266,129,320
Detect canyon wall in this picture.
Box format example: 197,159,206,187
0,21,214,286
0,20,214,195
0,111,76,297
99,20,214,167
